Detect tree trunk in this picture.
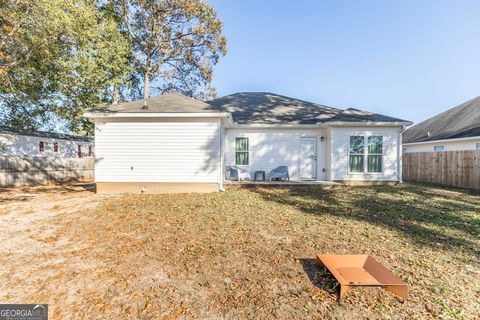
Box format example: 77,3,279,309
143,52,152,99
112,85,119,105
143,56,151,99
143,71,150,99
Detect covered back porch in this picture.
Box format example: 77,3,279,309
224,179,343,189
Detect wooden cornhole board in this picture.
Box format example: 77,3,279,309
317,254,408,300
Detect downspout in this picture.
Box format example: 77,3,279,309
398,126,407,182
219,114,233,192
328,127,333,181
219,119,225,191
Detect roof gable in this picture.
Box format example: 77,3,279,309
403,96,480,143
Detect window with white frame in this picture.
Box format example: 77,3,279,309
235,137,249,165
349,136,364,173
433,145,444,152
476,143,480,151
367,136,383,173
349,136,383,173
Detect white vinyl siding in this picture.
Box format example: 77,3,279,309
94,118,221,183
325,127,333,181
225,128,328,181
330,127,401,181
403,137,480,153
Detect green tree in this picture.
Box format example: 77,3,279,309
0,0,133,134
108,0,227,99
0,0,227,134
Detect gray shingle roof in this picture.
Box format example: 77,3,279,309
403,96,480,143
208,92,340,124
208,92,411,125
327,108,412,123
0,126,92,142
87,91,411,125
91,92,219,113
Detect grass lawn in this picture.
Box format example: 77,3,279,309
0,183,479,319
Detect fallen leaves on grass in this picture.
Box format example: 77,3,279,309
0,183,479,319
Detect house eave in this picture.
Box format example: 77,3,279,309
84,111,231,119
231,123,322,129
322,121,413,127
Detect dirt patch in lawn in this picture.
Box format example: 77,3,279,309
0,183,479,319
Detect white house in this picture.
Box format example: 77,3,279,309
0,126,94,158
403,96,480,153
84,92,412,194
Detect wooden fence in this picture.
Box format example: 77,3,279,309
0,156,94,187
402,151,480,190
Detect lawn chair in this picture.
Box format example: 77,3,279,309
229,165,251,181
269,165,289,181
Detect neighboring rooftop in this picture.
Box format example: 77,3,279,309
208,92,412,125
403,96,480,143
91,92,219,114
0,126,92,142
